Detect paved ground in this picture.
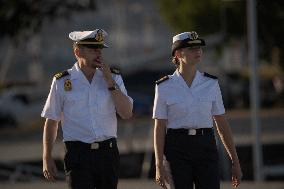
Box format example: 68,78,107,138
0,180,284,189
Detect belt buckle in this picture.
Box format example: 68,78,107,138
188,129,197,135
91,143,99,149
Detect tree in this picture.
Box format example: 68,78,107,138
0,0,96,41
0,0,97,85
155,0,222,36
155,0,283,69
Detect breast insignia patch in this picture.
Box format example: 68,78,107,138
64,79,72,91
156,76,169,85
204,72,218,79
54,70,69,80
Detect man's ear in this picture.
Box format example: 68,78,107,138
174,49,181,58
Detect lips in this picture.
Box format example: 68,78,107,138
94,58,102,64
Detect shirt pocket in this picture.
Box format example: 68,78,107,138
197,96,213,113
64,92,87,117
167,98,188,119
98,90,116,115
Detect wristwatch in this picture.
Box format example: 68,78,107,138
108,83,119,91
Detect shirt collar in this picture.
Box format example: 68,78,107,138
70,62,104,82
70,62,82,80
191,70,202,87
173,69,202,88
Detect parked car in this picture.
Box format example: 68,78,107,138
0,86,46,129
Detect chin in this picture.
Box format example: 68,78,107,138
196,58,202,63
90,65,98,69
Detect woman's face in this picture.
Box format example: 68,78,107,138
179,46,203,65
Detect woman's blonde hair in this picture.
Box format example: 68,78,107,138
172,56,179,67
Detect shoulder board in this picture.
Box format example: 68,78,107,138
204,72,218,79
110,68,121,75
54,70,69,80
156,76,169,85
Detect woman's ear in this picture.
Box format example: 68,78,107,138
74,47,81,58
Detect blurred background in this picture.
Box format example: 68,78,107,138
0,0,283,188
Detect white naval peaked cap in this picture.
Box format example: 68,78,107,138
69,29,109,48
172,31,199,43
171,31,205,56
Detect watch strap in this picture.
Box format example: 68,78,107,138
108,83,119,91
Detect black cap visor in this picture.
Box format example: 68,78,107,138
76,38,109,49
80,44,108,49
172,38,205,56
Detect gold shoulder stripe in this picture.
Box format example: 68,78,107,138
156,76,169,85
110,68,121,75
54,70,69,80
204,72,218,79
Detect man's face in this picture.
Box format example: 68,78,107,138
79,47,103,69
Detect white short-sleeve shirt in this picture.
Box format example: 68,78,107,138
153,70,225,129
41,62,133,143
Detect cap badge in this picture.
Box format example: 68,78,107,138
95,29,104,42
64,79,72,91
189,31,198,40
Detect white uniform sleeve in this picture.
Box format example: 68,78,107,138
211,82,225,115
41,78,63,121
115,75,134,105
152,84,167,119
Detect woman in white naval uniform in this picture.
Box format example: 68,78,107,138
153,31,242,189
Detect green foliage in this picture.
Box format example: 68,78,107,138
155,0,222,35
0,0,96,40
156,0,284,69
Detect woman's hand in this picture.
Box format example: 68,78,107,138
231,161,242,188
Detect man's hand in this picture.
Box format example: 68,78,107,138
99,63,114,87
155,165,170,189
43,155,58,182
232,161,242,188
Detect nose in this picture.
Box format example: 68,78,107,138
194,47,202,54
96,49,102,55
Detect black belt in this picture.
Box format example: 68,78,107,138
167,128,213,136
65,138,117,150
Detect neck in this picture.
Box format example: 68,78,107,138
178,64,197,86
78,61,96,83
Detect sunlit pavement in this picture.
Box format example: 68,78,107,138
0,180,284,189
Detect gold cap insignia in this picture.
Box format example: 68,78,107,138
95,29,104,42
64,79,72,91
189,31,198,40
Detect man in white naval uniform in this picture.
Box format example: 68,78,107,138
41,29,133,189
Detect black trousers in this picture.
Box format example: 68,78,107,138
164,129,220,189
64,138,119,189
